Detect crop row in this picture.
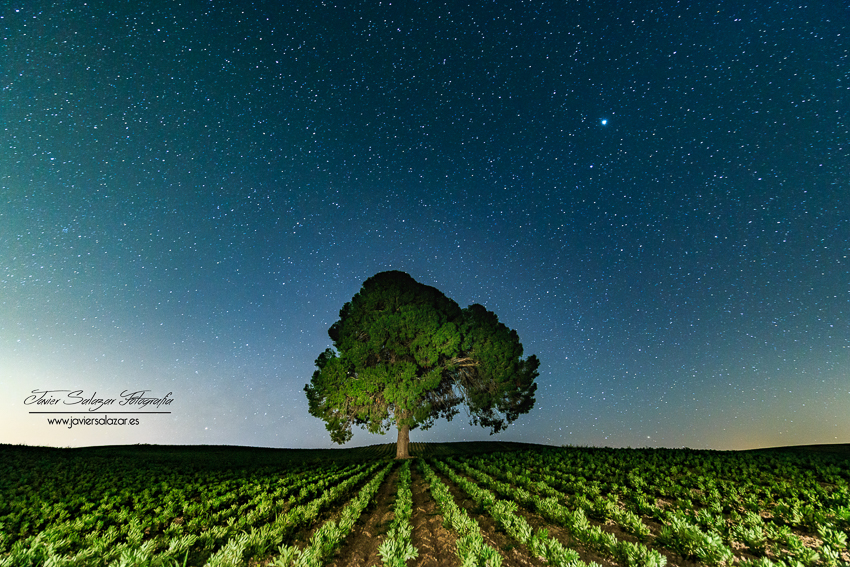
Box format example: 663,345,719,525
418,458,504,566
268,461,393,566
478,448,850,528
458,450,850,566
1,460,383,566
434,458,663,567
377,460,418,567
1,456,361,549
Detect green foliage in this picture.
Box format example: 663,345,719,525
417,459,503,566
435,458,661,567
378,460,418,567
272,462,393,567
657,513,734,565
819,525,848,551
305,271,539,445
730,523,768,555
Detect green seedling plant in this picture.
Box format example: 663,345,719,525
417,460,502,567
377,460,418,567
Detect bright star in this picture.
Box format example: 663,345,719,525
601,119,608,125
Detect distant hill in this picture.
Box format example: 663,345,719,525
3,441,847,469
0,441,551,468
748,443,850,455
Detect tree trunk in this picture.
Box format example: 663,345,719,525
396,423,410,459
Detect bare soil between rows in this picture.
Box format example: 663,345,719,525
409,466,460,567
325,468,399,567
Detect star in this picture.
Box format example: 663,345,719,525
601,119,608,126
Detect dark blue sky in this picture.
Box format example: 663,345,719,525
2,0,848,450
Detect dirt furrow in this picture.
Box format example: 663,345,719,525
410,465,460,567
326,467,399,567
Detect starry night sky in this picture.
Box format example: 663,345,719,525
2,0,848,450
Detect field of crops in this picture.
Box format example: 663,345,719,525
1,443,848,567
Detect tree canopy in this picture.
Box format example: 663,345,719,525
304,271,539,458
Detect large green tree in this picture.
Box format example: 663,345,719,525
304,271,539,459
